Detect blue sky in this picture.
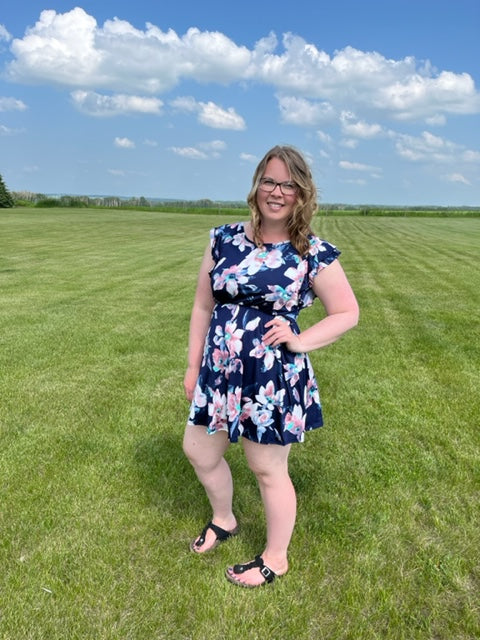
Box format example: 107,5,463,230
1,0,479,205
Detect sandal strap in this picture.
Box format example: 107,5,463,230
232,555,277,583
196,521,235,546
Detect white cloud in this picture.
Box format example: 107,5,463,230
198,102,245,129
240,153,258,163
114,137,135,148
171,96,245,130
317,130,333,145
339,160,379,172
394,130,464,163
169,140,227,159
445,173,471,186
462,150,480,162
0,24,11,41
6,8,479,126
425,114,447,126
108,169,126,176
198,140,227,157
278,95,335,126
0,124,23,135
7,9,251,92
0,97,27,111
340,111,383,138
143,139,158,147
340,138,359,149
71,90,163,116
169,146,208,160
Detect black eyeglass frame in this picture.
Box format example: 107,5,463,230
258,178,298,195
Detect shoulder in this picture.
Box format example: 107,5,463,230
210,221,248,246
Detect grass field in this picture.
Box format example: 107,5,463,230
1,208,479,639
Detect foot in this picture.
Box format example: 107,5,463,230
225,554,288,587
190,520,238,554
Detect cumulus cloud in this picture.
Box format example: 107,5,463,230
169,146,208,160
340,111,383,138
0,24,11,41
278,96,335,125
395,131,461,163
114,137,135,148
171,96,245,130
445,173,470,186
6,8,479,124
170,140,227,160
0,97,27,111
240,153,258,163
7,8,250,92
390,130,480,179
339,160,380,172
71,90,163,116
198,140,227,157
317,130,333,145
0,124,24,135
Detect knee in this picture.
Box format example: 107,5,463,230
182,426,226,474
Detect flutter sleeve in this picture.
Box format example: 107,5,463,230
300,235,341,308
210,225,225,263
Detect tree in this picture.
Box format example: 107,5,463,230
0,174,14,208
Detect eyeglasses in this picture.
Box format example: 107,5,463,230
258,178,297,196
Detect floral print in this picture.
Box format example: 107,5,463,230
188,222,340,445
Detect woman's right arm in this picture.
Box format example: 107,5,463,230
184,245,216,401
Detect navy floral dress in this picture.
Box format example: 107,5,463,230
188,222,340,445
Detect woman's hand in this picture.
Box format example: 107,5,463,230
263,317,304,353
184,366,199,402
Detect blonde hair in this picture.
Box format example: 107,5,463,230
247,145,318,256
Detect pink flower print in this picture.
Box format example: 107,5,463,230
241,247,283,275
193,384,207,408
208,388,227,431
284,405,306,437
240,397,255,422
224,320,244,357
283,356,305,387
265,283,298,311
305,378,319,408
264,248,284,268
212,348,229,372
212,264,247,297
232,232,251,251
252,408,274,430
249,338,275,371
284,362,300,386
227,386,242,422
284,261,307,284
255,381,286,411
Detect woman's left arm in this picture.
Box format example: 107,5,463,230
264,260,359,353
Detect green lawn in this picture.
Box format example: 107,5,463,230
1,209,479,639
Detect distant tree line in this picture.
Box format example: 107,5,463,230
11,191,247,210
0,174,14,208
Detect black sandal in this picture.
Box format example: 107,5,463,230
225,555,279,588
190,521,238,553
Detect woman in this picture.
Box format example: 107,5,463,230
183,145,359,588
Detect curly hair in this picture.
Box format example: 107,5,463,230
247,145,318,256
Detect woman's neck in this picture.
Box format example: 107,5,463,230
247,220,290,244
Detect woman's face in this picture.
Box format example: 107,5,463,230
256,157,297,226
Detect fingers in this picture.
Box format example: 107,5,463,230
263,317,292,346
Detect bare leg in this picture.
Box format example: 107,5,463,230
183,425,237,552
226,438,295,586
